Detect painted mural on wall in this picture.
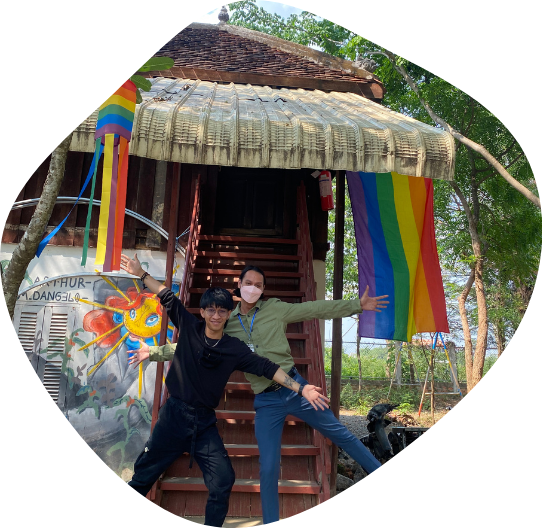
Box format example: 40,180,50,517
6,248,183,479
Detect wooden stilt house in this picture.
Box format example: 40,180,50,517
4,20,454,521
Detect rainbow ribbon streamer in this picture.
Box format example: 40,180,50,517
36,143,104,258
36,81,136,269
91,80,136,271
346,171,449,342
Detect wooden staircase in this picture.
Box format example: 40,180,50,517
148,182,331,520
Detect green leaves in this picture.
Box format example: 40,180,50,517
128,56,174,104
138,57,174,72
227,1,540,351
76,385,93,396
130,75,152,93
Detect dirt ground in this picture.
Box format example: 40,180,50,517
340,391,462,428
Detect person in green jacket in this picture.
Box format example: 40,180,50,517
129,263,389,524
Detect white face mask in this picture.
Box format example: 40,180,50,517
240,285,263,304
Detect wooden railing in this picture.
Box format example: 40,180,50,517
180,176,202,310
296,182,331,503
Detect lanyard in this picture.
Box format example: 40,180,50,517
237,308,258,342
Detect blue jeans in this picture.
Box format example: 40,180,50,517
254,372,381,524
129,397,235,527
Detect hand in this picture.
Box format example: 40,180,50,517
128,340,150,369
360,285,389,312
121,253,145,278
302,385,330,411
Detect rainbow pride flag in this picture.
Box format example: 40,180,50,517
346,171,449,342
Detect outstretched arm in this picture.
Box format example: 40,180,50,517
359,285,389,312
280,285,390,324
121,253,166,296
128,341,151,369
128,340,176,368
271,368,330,411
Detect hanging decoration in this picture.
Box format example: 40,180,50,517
346,171,449,342
90,80,137,271
35,57,174,269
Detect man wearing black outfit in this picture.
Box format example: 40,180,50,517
122,254,328,527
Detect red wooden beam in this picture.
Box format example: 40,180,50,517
330,170,345,497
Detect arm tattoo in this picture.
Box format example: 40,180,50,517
283,375,295,389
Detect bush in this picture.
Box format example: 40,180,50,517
334,383,427,415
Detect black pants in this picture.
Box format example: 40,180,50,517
128,397,235,527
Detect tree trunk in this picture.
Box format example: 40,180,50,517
458,268,475,390
450,177,489,392
407,344,416,383
2,133,72,320
446,341,460,393
394,345,402,387
385,340,393,378
494,321,506,357
471,257,489,388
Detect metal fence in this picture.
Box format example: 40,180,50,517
324,340,498,384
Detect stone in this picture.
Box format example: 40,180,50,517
336,473,355,492
353,466,367,483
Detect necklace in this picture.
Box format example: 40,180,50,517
203,331,222,348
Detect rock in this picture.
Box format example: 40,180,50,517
338,453,361,480
336,473,354,492
353,466,367,483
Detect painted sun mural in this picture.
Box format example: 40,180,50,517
13,269,181,478
78,275,174,398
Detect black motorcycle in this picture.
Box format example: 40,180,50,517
359,403,428,464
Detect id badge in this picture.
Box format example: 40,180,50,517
248,343,255,352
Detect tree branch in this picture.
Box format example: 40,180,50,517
382,49,541,209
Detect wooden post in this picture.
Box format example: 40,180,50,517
329,170,345,497
147,162,181,503
151,162,181,428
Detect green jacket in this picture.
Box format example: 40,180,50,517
149,297,362,394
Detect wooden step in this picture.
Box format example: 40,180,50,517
215,410,303,423
225,444,320,456
195,251,300,262
160,477,320,494
292,357,312,365
193,268,302,278
198,235,299,245
225,382,253,391
189,288,305,298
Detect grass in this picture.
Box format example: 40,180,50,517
333,381,462,427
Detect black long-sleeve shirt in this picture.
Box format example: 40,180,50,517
158,288,280,409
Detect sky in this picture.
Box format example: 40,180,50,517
198,1,305,23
